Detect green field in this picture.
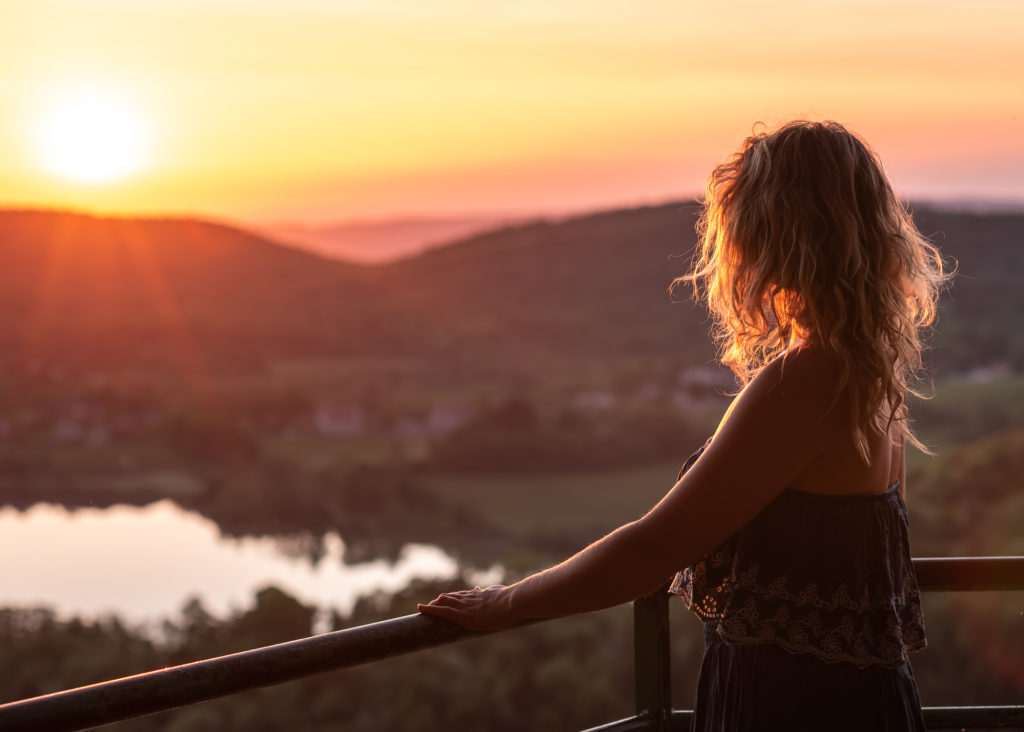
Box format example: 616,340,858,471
421,460,685,541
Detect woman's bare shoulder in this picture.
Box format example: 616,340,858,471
708,346,847,472
640,347,847,563
749,346,846,415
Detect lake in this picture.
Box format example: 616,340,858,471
0,500,499,630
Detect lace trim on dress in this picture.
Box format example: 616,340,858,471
670,559,927,669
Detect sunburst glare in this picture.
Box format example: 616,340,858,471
33,83,151,185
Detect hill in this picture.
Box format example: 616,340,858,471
373,202,1024,375
0,210,408,372
0,203,1021,381
0,205,711,381
910,208,1024,371
373,202,710,368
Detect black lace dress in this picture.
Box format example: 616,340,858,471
670,443,928,732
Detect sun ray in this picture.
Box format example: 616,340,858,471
120,220,217,399
21,213,78,369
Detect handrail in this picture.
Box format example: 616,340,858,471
0,614,518,732
1,556,1022,732
912,555,1024,591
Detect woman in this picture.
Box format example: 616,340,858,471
419,120,946,731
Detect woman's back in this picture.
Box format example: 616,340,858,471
716,346,905,499
782,352,904,498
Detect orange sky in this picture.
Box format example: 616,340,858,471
1,0,1022,224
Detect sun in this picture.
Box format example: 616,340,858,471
34,83,151,185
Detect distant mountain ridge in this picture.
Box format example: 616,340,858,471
0,203,1020,377
262,216,513,263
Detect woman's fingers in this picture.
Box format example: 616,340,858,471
417,585,515,632
423,586,505,605
426,591,472,607
416,603,465,622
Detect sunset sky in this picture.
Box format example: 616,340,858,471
1,0,1022,225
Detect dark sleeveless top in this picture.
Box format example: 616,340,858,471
669,442,928,731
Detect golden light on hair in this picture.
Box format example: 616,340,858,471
675,120,951,460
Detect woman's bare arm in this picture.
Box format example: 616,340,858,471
419,349,841,630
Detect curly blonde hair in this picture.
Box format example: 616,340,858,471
677,120,948,459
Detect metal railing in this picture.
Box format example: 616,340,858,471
589,556,1024,732
0,556,1022,732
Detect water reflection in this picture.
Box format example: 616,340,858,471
0,500,467,623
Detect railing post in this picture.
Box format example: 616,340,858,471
633,582,672,731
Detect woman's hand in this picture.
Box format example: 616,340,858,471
417,585,522,632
